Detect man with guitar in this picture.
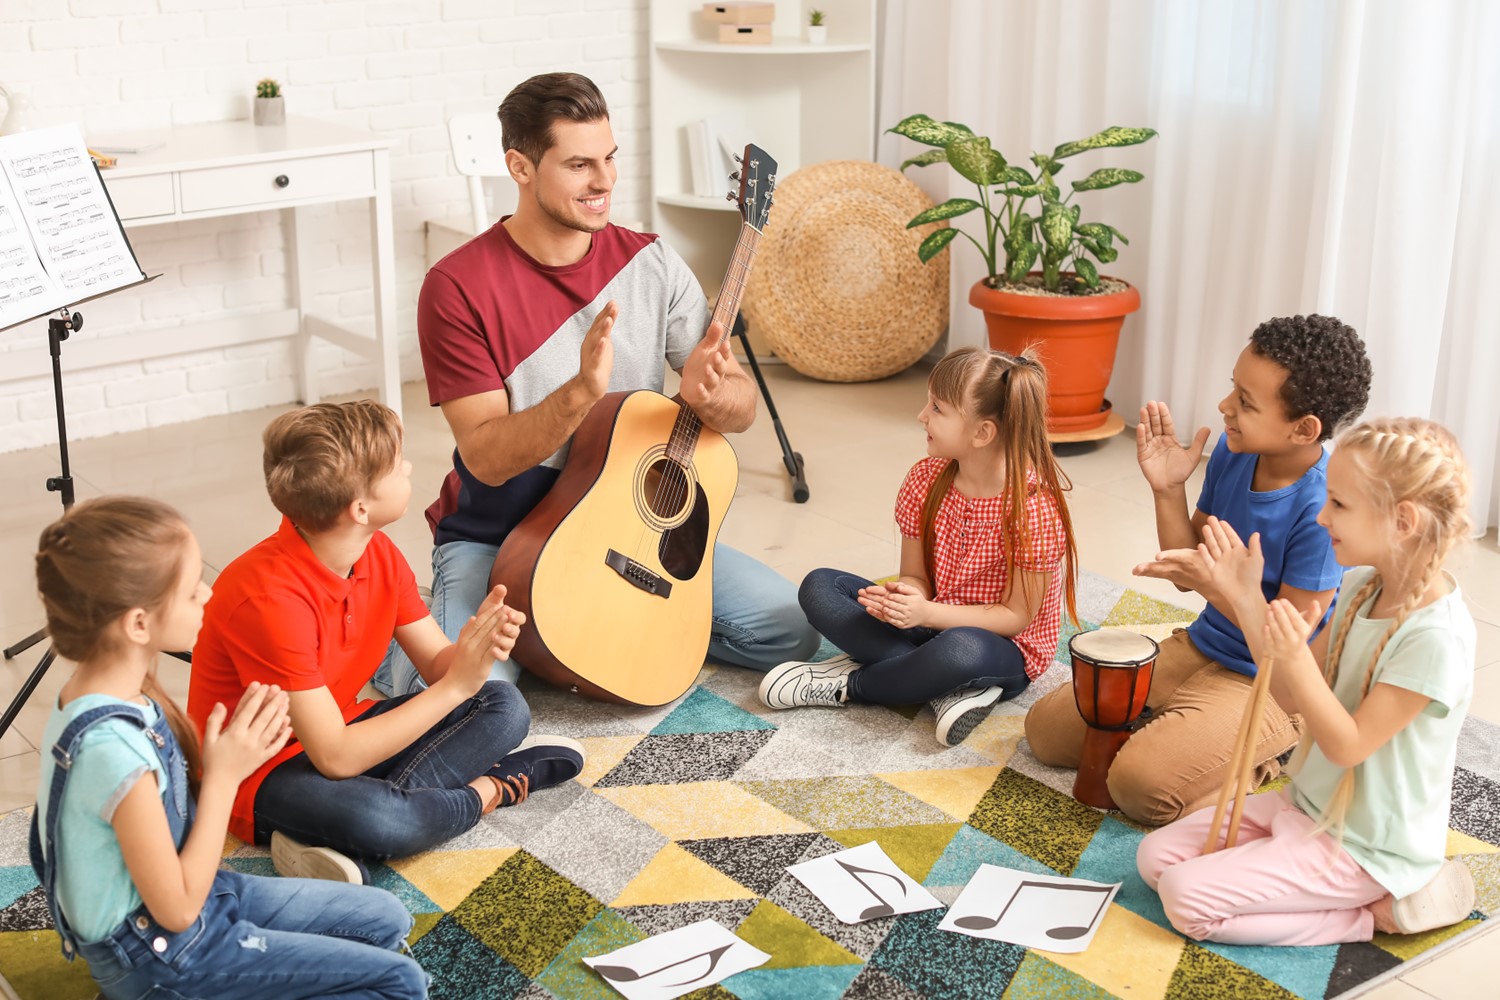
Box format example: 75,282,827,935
373,72,820,699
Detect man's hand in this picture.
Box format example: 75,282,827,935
858,580,927,630
578,301,618,400
678,320,731,412
1137,401,1210,494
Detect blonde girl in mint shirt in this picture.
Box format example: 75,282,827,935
1137,418,1477,946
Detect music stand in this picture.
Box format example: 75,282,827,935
0,124,158,738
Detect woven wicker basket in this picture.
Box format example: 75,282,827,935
743,160,949,382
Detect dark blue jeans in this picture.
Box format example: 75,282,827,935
799,568,1031,705
255,680,530,862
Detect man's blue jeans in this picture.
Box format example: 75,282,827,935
76,869,427,999
254,680,529,861
372,539,821,698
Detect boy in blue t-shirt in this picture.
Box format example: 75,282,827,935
1026,314,1372,826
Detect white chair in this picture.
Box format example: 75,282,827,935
447,111,517,235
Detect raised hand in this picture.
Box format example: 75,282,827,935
857,580,926,630
1264,597,1320,664
1132,546,1212,593
578,301,618,400
1197,517,1263,608
679,319,731,412
452,585,522,692
202,681,292,785
1137,401,1210,494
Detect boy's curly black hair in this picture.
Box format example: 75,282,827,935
1248,315,1371,442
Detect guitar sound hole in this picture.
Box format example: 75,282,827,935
643,459,691,519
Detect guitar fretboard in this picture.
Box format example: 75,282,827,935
665,221,761,467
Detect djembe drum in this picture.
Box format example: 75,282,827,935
1069,628,1159,810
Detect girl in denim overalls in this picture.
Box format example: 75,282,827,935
31,496,428,999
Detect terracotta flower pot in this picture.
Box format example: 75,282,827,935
969,275,1141,434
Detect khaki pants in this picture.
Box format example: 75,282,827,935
1024,630,1300,827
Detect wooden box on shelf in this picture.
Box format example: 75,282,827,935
718,23,772,43
701,2,775,23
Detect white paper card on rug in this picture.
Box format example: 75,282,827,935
939,865,1120,953
0,124,146,330
583,919,769,1000
786,840,944,924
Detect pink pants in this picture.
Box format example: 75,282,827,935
1137,789,1388,946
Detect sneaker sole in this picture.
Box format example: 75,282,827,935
758,662,806,709
935,691,1002,747
270,832,362,884
514,732,585,756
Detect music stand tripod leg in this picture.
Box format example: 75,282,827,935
1,311,81,741
732,315,809,503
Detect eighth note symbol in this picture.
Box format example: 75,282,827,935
955,880,1113,940
593,943,732,988
837,859,907,920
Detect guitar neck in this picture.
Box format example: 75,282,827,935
709,222,761,347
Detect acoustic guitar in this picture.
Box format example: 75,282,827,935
490,144,778,706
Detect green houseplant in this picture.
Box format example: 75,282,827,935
253,77,284,126
890,114,1158,433
807,9,827,44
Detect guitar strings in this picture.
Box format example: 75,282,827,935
646,222,761,562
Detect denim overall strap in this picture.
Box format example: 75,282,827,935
30,700,186,962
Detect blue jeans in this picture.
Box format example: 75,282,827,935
76,869,427,999
254,680,529,861
799,568,1031,705
372,539,821,697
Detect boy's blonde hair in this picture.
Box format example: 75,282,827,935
262,400,403,532
1294,417,1472,837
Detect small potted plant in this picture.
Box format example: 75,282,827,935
891,115,1157,434
253,78,284,126
806,9,827,44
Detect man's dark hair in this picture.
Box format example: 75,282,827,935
497,73,610,167
1249,314,1372,442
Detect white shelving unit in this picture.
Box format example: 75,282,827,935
649,0,877,290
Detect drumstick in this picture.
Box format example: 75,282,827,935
1201,656,1275,854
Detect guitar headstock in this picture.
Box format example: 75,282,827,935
730,143,777,231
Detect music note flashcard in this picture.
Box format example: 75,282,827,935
583,919,769,1000
939,865,1121,953
786,840,944,924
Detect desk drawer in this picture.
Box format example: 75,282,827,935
178,151,375,214
105,173,176,221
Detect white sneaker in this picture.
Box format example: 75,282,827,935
931,686,1003,747
1392,859,1476,933
271,831,364,884
759,653,859,709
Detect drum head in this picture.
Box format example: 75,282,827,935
1069,628,1158,667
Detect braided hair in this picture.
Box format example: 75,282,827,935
1290,418,1472,838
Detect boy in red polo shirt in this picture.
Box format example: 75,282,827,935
189,400,584,882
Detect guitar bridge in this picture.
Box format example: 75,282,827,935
605,549,673,598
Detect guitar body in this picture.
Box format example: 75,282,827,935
491,390,739,706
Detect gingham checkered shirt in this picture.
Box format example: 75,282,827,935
894,457,1067,678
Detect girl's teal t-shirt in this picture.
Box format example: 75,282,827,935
1292,566,1475,898
35,693,168,943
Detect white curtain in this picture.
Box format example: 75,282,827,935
876,0,1500,534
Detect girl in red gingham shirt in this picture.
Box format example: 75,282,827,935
759,347,1078,747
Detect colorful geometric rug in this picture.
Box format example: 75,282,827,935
1,573,1494,999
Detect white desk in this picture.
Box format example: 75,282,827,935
91,117,400,418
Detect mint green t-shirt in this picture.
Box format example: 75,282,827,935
35,694,168,943
1292,566,1475,898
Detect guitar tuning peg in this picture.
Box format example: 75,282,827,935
724,191,736,202
732,153,743,164
729,170,740,182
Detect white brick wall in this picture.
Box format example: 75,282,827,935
0,0,650,453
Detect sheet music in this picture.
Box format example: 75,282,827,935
0,124,145,330
786,840,944,924
583,920,769,1000
939,864,1121,953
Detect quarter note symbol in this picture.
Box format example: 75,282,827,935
954,879,1113,939
837,859,906,920
593,943,732,988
